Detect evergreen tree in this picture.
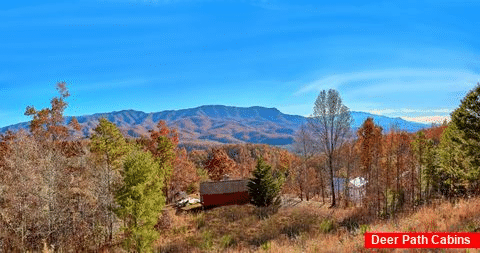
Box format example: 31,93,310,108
90,118,128,170
450,83,480,193
412,131,436,202
437,123,469,197
115,147,165,253
247,158,283,207
437,83,480,196
90,118,129,242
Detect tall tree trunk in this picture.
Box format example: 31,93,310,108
345,153,350,207
329,155,336,208
384,155,390,217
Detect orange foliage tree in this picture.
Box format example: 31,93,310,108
140,120,199,201
204,147,237,181
356,117,383,214
24,82,70,142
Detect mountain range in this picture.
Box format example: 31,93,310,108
0,105,428,148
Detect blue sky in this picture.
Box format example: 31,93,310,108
1,0,480,127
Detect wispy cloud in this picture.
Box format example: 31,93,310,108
369,108,454,115
402,115,451,124
296,68,480,95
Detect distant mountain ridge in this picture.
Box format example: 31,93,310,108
0,105,428,147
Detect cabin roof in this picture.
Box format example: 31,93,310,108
200,179,249,195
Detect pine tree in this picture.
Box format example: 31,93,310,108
115,147,165,253
437,123,469,197
436,83,480,197
450,83,480,194
90,118,129,242
412,131,437,203
247,158,283,207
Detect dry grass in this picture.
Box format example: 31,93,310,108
154,198,480,253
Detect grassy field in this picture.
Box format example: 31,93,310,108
153,197,480,253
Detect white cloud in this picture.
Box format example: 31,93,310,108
402,115,451,124
368,108,453,115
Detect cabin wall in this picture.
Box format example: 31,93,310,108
200,179,250,207
201,191,250,207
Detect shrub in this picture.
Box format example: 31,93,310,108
201,230,214,250
319,219,335,233
359,224,370,235
341,218,359,233
220,234,235,248
254,205,279,220
186,182,198,194
260,241,271,251
195,213,205,229
223,205,250,222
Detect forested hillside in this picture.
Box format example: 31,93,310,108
0,83,479,252
1,106,427,148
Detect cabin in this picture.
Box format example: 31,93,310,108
348,177,367,204
332,176,367,204
200,178,250,208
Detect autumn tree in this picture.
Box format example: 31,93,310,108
356,118,383,214
225,144,258,178
424,125,447,145
309,89,352,207
24,82,70,142
21,82,76,249
0,131,15,169
171,147,199,195
204,147,237,181
141,120,178,202
292,124,316,200
337,138,357,207
68,116,83,139
1,83,104,251
0,131,43,251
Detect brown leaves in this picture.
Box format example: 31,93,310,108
148,120,179,149
204,148,237,181
24,82,70,142
170,148,199,194
424,125,447,145
356,117,383,175
68,116,82,132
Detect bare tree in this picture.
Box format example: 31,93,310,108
309,89,352,207
339,137,357,207
292,124,316,200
